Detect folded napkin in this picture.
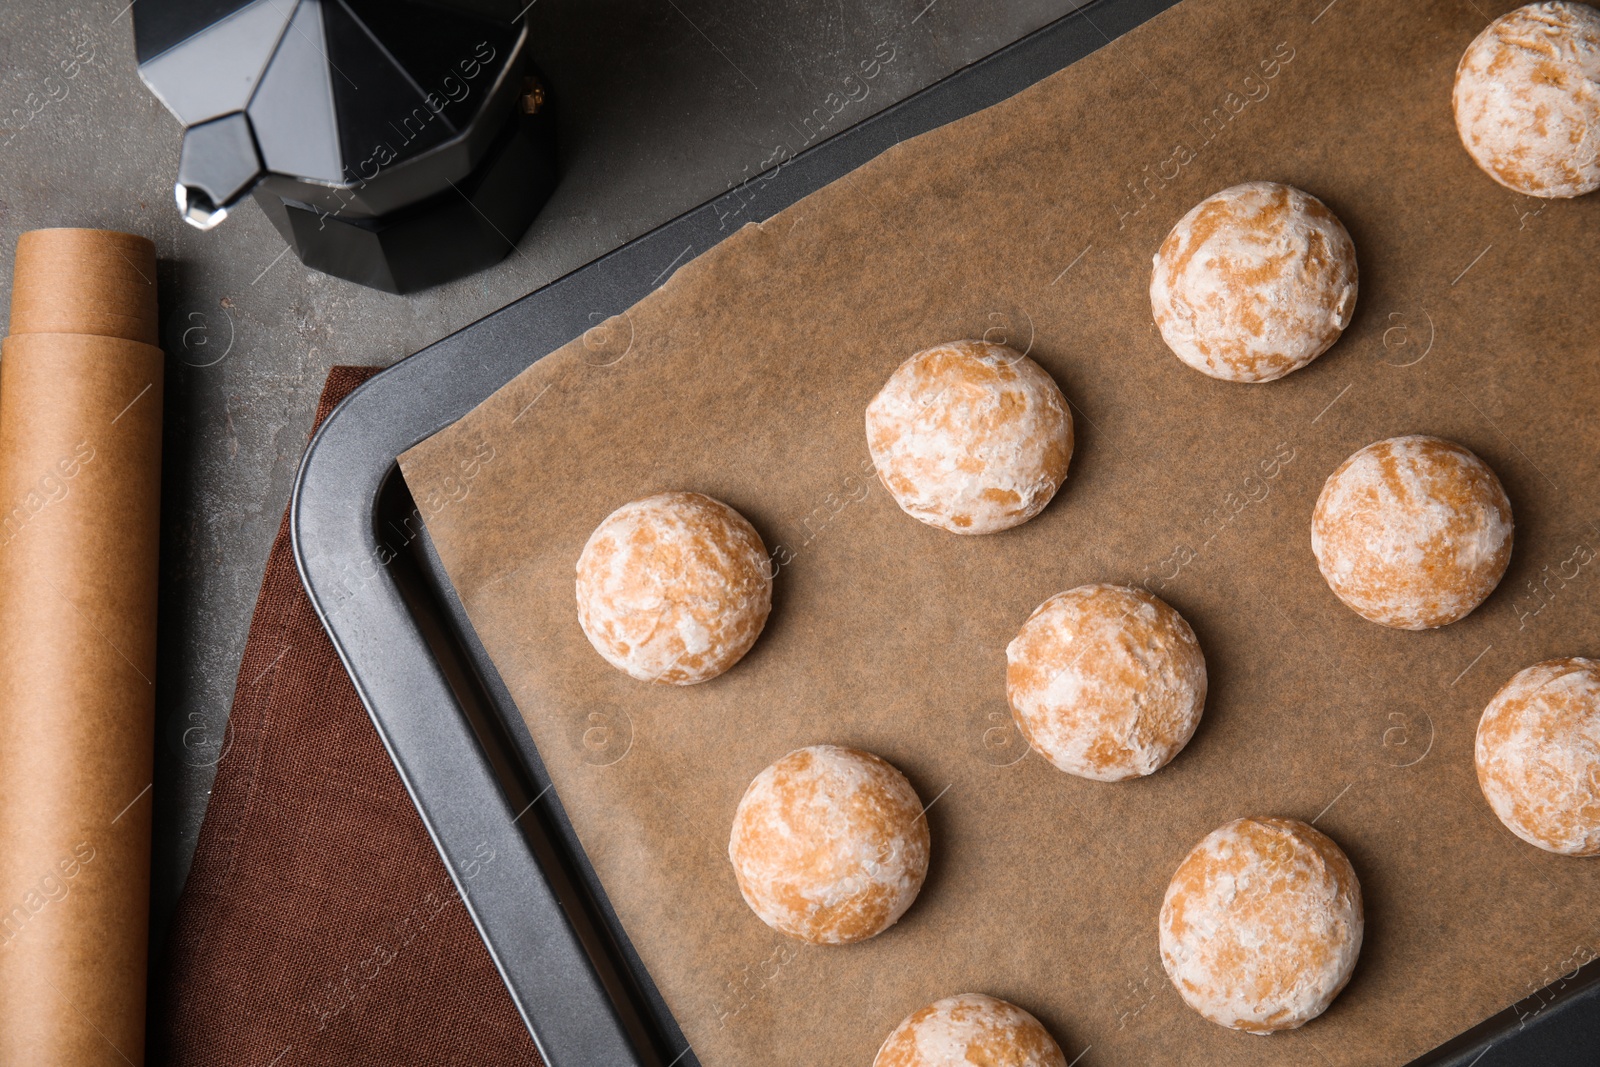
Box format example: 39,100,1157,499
157,367,541,1067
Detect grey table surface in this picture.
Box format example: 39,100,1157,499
0,0,1086,967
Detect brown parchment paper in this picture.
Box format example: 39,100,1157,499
0,229,163,1066
399,0,1600,1063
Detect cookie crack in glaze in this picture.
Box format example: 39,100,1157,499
575,492,772,684
1150,181,1358,383
1006,583,1206,781
1453,2,1600,198
873,993,1068,1067
866,340,1073,535
728,745,930,945
1159,817,1364,1034
1476,657,1600,855
1311,436,1513,630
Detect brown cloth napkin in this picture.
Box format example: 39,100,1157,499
157,366,542,1067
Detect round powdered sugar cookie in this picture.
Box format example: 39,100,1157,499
728,745,930,945
1453,2,1600,198
1150,181,1358,383
1476,657,1600,855
873,993,1067,1067
575,492,771,684
1311,435,1513,630
1160,817,1364,1034
1006,583,1206,781
865,340,1073,535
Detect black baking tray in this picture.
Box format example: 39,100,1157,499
290,0,1600,1063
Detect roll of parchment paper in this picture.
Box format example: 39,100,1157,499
0,229,164,1065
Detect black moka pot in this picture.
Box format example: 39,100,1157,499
134,0,556,294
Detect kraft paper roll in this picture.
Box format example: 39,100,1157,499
0,229,163,1066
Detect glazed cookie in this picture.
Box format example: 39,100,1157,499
1006,584,1206,781
1160,817,1364,1034
728,745,930,945
1150,181,1358,383
1453,2,1600,198
575,492,771,684
1311,436,1513,629
865,340,1073,535
1476,657,1600,855
873,994,1067,1067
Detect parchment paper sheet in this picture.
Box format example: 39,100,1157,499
400,0,1600,1062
